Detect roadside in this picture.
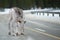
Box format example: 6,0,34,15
25,13,60,24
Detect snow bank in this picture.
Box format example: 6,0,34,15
25,13,60,24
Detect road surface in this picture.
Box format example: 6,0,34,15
0,14,60,40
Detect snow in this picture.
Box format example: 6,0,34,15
0,8,10,14
0,8,60,14
49,9,60,12
25,13,60,24
0,8,60,24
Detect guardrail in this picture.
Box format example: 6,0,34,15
31,11,60,17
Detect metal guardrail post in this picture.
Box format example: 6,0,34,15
52,13,54,16
39,13,41,15
43,13,44,15
37,12,38,15
59,14,60,17
47,13,49,16
31,11,60,17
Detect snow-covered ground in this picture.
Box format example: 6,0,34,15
0,9,10,14
0,8,60,14
25,13,60,24
0,8,60,24
24,9,60,24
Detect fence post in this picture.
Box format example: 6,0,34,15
52,13,54,16
43,13,44,15
59,14,60,17
47,13,49,16
37,12,38,15
39,13,41,15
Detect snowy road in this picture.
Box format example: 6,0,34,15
0,14,60,40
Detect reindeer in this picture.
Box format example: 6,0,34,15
8,7,26,36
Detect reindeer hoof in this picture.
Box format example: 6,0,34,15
12,35,15,36
24,21,26,23
8,32,11,35
21,33,24,35
16,33,19,36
